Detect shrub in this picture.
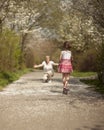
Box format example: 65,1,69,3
96,42,104,84
0,29,22,71
75,48,97,72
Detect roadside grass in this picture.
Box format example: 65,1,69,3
0,70,104,94
72,71,96,77
0,68,32,91
72,71,104,94
80,78,104,94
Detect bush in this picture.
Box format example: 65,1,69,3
0,69,31,89
0,29,22,72
75,49,97,72
96,42,104,84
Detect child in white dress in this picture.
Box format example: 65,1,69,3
34,56,58,83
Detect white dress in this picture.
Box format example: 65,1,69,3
42,61,54,75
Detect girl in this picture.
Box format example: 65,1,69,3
58,41,73,94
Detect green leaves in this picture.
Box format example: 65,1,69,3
0,29,21,71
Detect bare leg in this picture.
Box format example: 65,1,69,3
62,73,66,87
64,73,70,89
47,74,52,83
47,71,54,82
43,73,48,82
62,73,70,95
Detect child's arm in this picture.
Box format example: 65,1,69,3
53,62,59,66
34,64,43,68
59,52,62,62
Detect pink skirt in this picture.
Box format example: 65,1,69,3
58,59,73,73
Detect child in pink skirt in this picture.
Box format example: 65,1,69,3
58,41,73,95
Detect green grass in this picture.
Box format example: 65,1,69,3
72,71,104,94
1,70,103,94
72,71,96,77
80,78,104,94
0,68,32,91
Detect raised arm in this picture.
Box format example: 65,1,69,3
53,62,59,66
34,63,43,68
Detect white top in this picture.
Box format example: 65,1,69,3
61,50,71,60
42,61,54,72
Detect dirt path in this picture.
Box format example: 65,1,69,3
0,71,104,130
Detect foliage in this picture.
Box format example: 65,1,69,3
80,78,104,94
0,1,100,48
90,0,104,84
74,48,97,72
0,68,31,90
0,29,22,71
96,41,104,84
72,71,96,77
0,0,104,86
90,0,104,30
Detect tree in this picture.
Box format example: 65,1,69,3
0,0,10,32
0,29,21,71
1,0,104,75
90,0,104,84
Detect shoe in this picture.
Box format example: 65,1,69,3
43,79,48,83
66,88,69,91
63,88,68,95
48,80,52,83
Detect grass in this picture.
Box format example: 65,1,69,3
72,71,104,94
72,71,96,77
80,78,104,94
0,68,32,91
0,70,103,94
